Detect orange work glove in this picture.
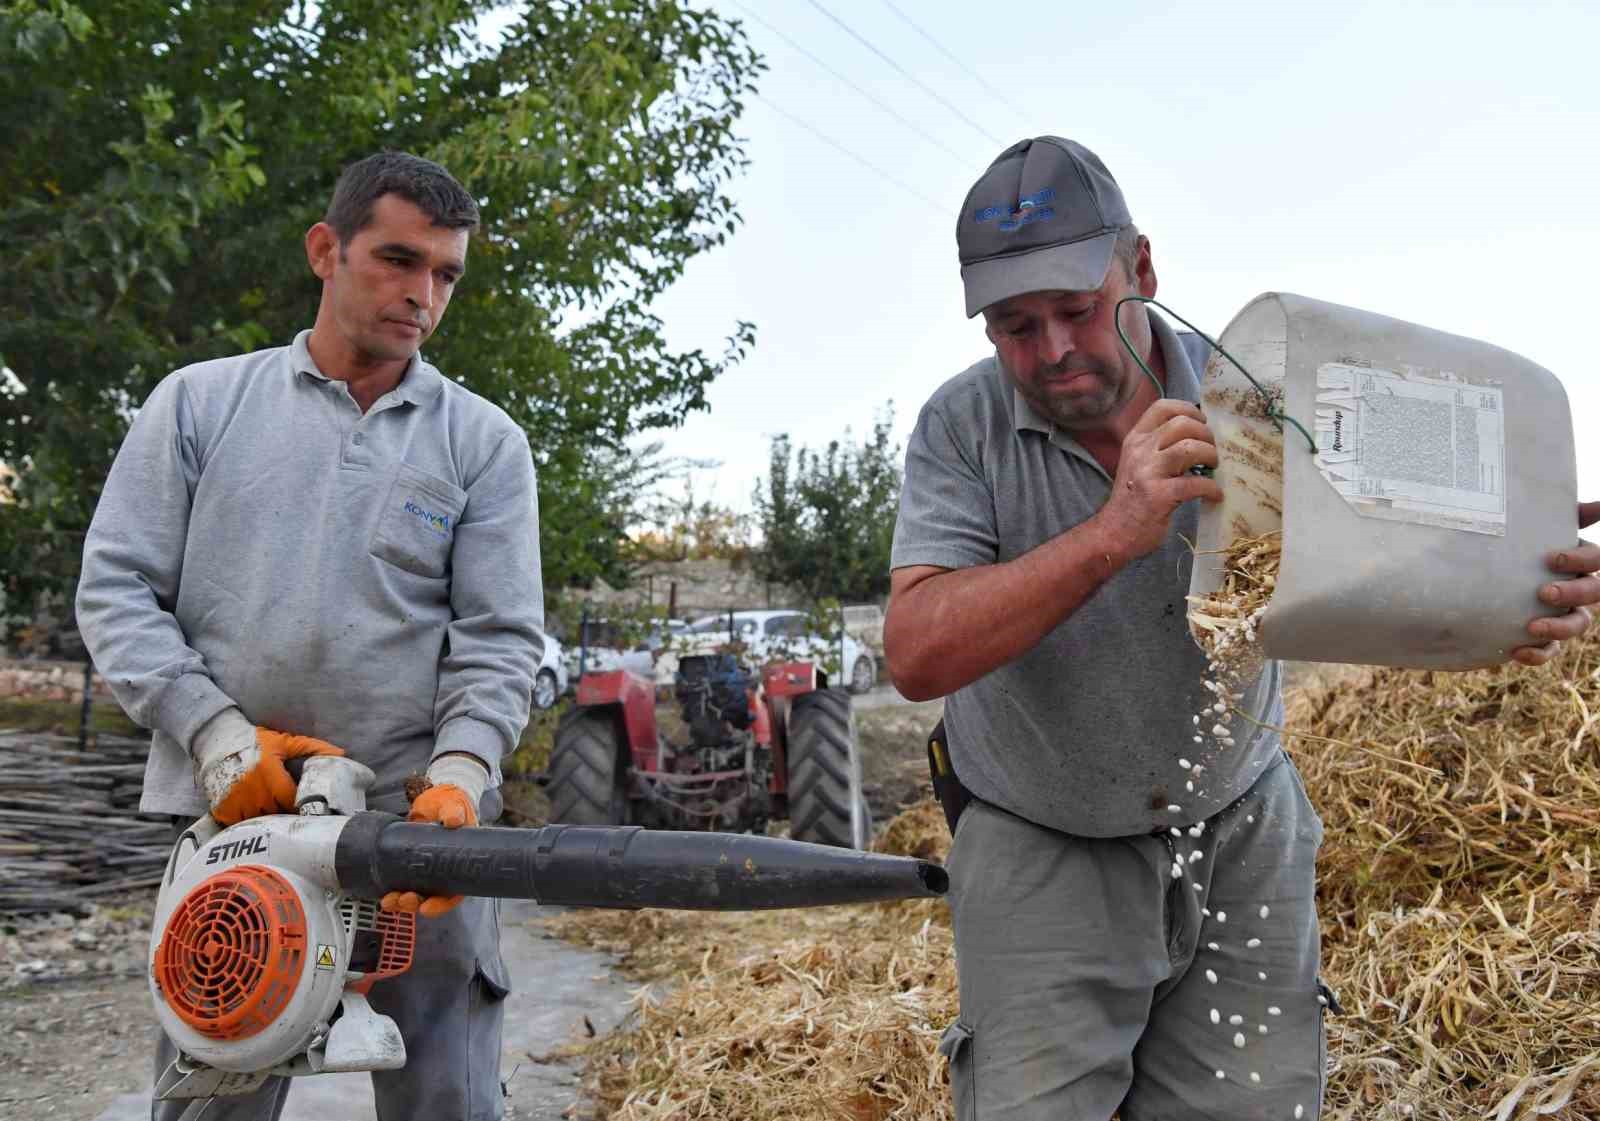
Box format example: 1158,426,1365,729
381,754,487,918
192,708,346,826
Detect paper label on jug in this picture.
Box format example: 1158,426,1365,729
1312,362,1506,536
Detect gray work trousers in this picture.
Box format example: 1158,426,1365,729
150,822,510,1121
940,752,1328,1121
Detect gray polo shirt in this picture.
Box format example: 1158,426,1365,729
76,331,544,816
891,314,1282,837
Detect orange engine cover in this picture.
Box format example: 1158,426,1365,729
153,866,308,1041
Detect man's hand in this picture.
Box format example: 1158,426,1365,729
1094,400,1223,560
192,709,345,826
1511,501,1600,666
381,753,488,918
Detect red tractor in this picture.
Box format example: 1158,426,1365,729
541,653,872,849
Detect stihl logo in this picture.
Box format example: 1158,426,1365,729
206,834,269,865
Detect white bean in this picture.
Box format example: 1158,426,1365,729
1232,1031,1246,1048
1179,757,1192,770
1295,1106,1304,1119
1250,1071,1261,1084
1209,1008,1220,1024
1216,911,1227,923
1205,969,1218,984
1168,804,1183,813
1247,938,1262,948
1258,905,1270,919
1228,1014,1243,1025
1268,1006,1281,1016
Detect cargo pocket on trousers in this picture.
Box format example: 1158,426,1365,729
938,1020,976,1121
370,463,466,578
475,899,511,1001
475,964,510,1002
1315,977,1340,1115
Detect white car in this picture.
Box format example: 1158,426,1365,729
557,619,656,686
533,632,569,710
677,609,878,694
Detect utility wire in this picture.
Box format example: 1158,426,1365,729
753,93,947,217
876,0,1031,120
728,0,972,168
802,0,1006,148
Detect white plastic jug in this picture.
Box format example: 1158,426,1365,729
1190,292,1577,669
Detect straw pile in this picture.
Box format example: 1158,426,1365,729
1293,635,1600,1119
551,633,1600,1121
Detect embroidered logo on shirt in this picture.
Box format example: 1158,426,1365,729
403,498,452,540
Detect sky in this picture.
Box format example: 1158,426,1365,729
636,0,1600,516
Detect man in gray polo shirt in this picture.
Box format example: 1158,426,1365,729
888,136,1600,1120
77,151,542,1120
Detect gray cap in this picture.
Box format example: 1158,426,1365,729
957,136,1131,317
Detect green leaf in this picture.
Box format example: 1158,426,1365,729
1,0,764,625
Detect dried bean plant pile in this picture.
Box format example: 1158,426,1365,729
551,634,1600,1121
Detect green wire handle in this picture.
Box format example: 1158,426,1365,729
1113,296,1317,455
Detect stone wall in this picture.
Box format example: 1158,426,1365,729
0,659,113,704
573,557,805,621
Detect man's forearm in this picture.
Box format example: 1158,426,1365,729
886,511,1134,700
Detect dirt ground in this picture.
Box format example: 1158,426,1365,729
0,891,158,1120
0,698,937,1121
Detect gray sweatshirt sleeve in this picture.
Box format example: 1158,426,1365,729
432,428,544,782
75,374,237,750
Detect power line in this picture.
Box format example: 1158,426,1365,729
752,93,948,217
876,0,1030,120
802,0,1006,148
728,0,972,168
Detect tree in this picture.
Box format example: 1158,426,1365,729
0,0,764,635
632,475,752,563
752,406,902,604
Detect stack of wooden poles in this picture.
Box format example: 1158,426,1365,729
0,732,167,915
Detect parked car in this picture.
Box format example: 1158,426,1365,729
533,632,569,710
840,603,885,655
675,609,878,694
558,617,662,684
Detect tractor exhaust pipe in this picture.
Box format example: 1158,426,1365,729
335,815,948,911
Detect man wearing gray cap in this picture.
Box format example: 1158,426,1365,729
883,136,1323,1119
887,134,1600,1120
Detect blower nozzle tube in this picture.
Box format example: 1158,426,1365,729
334,814,948,911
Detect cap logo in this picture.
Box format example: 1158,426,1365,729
973,187,1057,233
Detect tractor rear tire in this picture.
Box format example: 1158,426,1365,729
786,687,872,849
546,708,631,826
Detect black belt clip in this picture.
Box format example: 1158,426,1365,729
926,717,973,837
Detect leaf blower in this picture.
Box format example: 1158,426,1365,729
149,756,946,1103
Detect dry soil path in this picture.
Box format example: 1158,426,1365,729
0,899,634,1121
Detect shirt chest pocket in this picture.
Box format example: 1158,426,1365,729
370,463,467,579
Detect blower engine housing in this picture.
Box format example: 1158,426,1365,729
149,761,413,1100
